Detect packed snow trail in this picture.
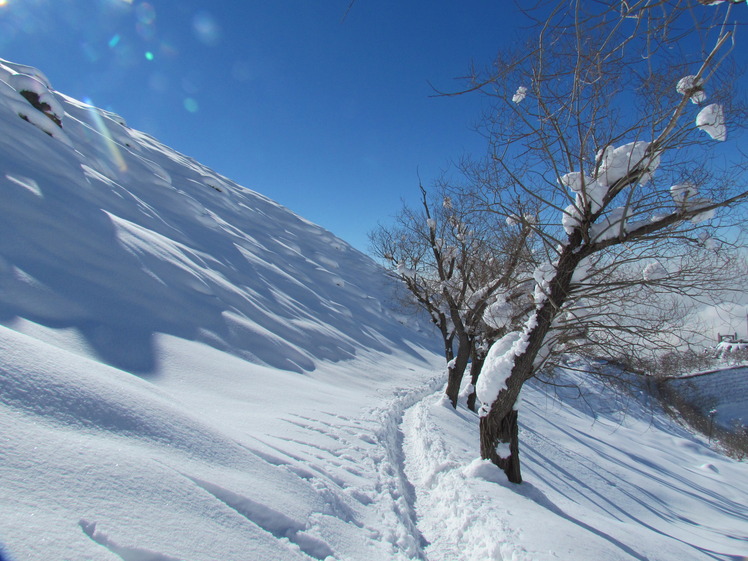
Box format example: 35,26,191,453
401,362,748,561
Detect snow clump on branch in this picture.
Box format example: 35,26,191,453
560,171,607,213
670,182,715,223
475,331,523,415
696,104,726,141
506,214,521,226
483,294,513,330
642,262,668,281
397,261,416,279
676,75,706,104
590,206,631,242
670,183,699,207
512,86,528,104
596,141,660,187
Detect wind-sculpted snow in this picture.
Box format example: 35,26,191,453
0,58,431,374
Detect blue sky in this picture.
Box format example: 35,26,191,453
0,0,516,252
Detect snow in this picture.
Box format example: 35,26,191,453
562,203,581,234
397,261,417,279
691,206,716,224
596,141,659,187
676,75,706,104
671,182,699,206
494,441,512,459
716,340,748,353
482,294,513,330
696,103,727,141
0,58,444,561
559,172,607,212
669,183,715,223
475,331,523,413
1,58,747,561
403,364,748,561
0,60,69,145
532,261,555,304
642,261,668,281
475,314,539,415
699,231,721,250
589,206,630,242
512,86,528,104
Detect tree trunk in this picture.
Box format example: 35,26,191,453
479,242,583,482
445,332,471,408
466,351,486,413
479,403,521,483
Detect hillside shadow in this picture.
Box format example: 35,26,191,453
0,150,435,378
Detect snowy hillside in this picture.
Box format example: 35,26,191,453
1,59,747,561
0,59,433,375
0,58,443,560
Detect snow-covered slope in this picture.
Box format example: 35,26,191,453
404,364,748,561
0,58,443,561
1,59,746,561
0,58,431,375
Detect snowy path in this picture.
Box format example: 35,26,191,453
402,393,521,561
249,367,445,561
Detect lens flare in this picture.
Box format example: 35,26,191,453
83,98,127,174
183,98,198,113
135,2,156,25
192,11,221,46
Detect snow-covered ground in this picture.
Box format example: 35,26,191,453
404,364,748,561
1,59,747,561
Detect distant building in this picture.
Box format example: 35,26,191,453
716,333,748,354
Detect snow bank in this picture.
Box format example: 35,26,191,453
0,59,434,375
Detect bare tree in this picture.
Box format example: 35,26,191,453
451,0,748,483
369,181,535,408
